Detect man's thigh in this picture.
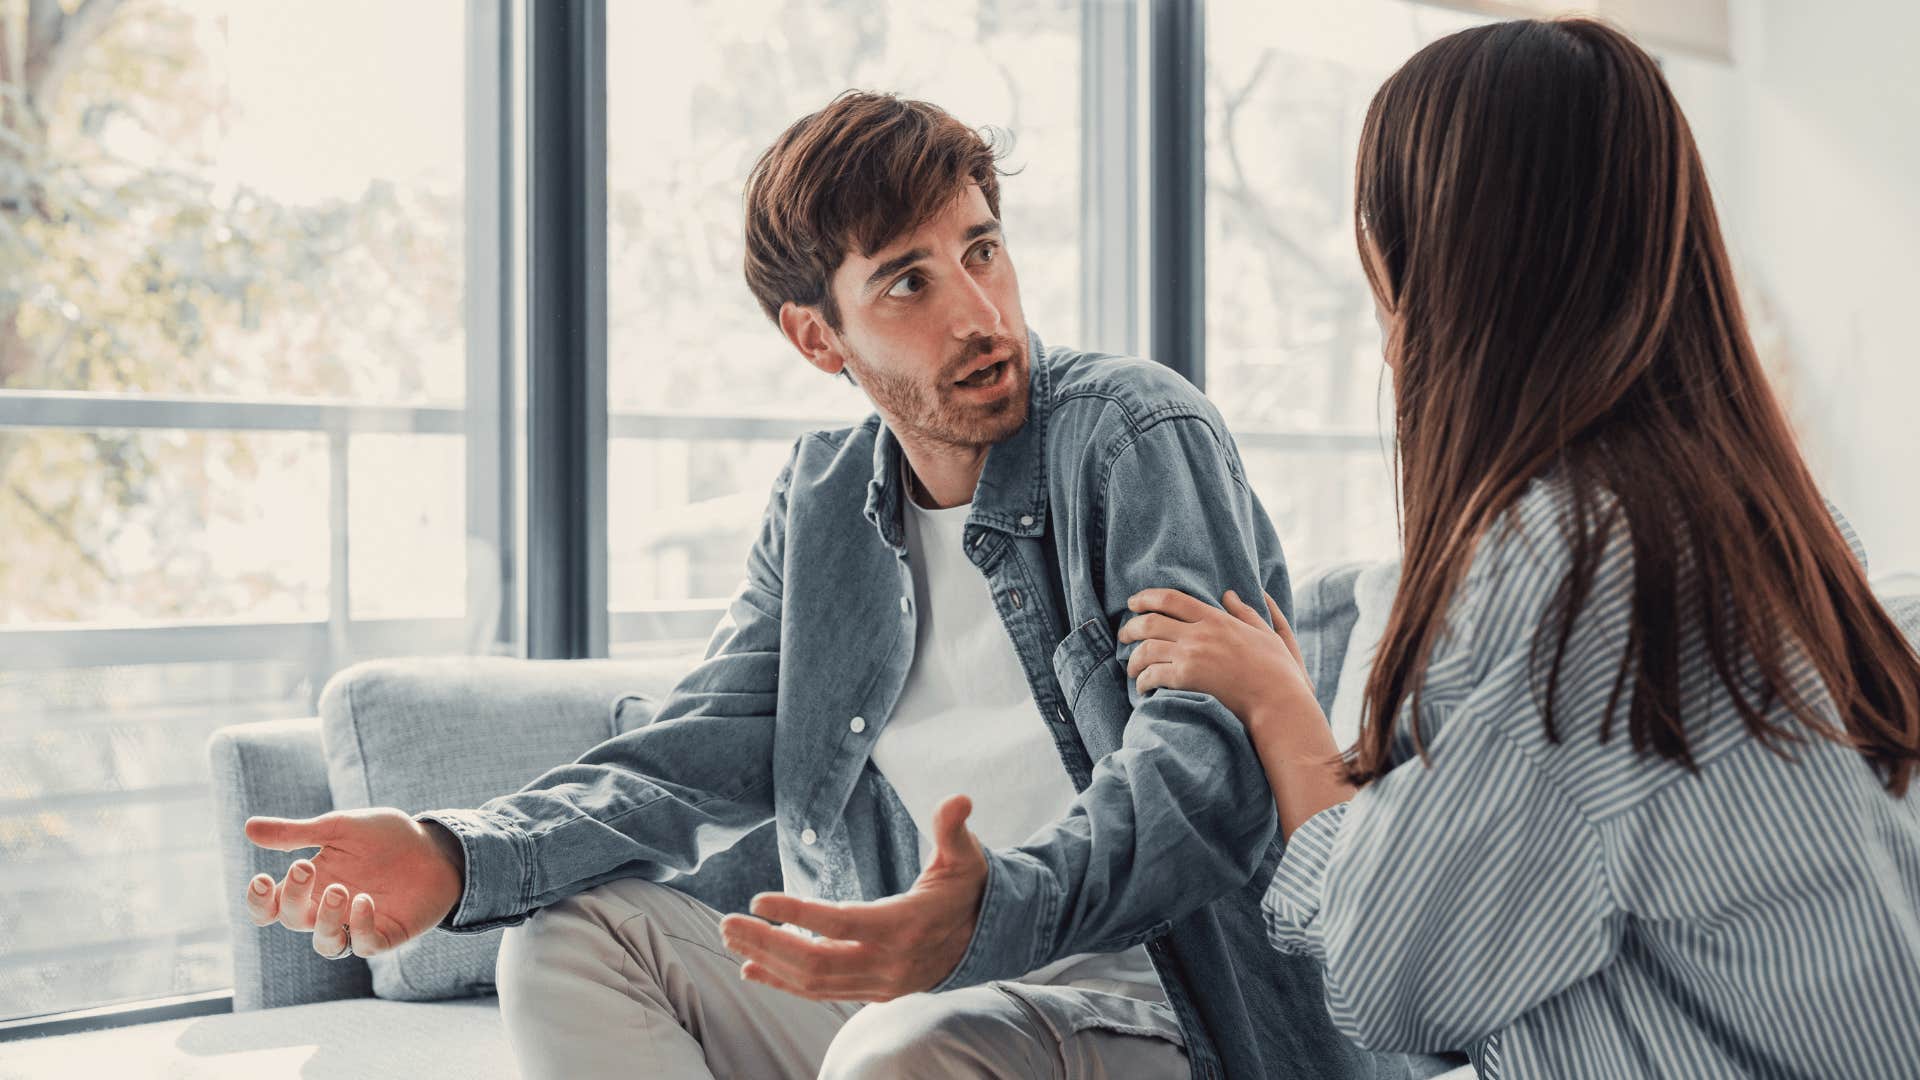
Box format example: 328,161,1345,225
819,981,1188,1080
497,877,859,1080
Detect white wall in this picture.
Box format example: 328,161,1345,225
1666,0,1920,584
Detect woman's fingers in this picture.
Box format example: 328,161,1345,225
1265,591,1308,672
1126,587,1214,623
1136,661,1177,694
1222,590,1268,630
1117,612,1188,645
1126,639,1177,679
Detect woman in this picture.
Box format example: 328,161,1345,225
1120,18,1920,1078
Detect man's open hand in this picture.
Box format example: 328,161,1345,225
719,794,987,1002
243,807,466,962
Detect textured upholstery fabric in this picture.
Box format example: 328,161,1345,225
315,657,683,1002
207,584,1917,1013
1292,563,1369,717
209,717,375,1011
0,998,513,1078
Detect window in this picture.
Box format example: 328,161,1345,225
0,0,510,1023
603,0,1086,657
1204,1,1491,573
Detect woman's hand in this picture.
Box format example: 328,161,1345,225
1119,587,1327,756
1119,587,1355,835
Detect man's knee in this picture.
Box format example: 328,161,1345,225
818,990,1021,1080
496,878,687,1001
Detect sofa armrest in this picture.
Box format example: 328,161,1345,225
1293,562,1370,717
206,716,372,1012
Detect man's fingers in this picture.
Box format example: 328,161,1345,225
244,814,334,853
245,874,281,926
1126,587,1213,623
746,895,868,940
929,794,976,864
739,960,816,999
278,859,321,931
721,914,864,972
312,883,351,959
348,893,389,958
739,961,882,1003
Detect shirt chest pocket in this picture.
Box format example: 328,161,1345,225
1050,616,1131,737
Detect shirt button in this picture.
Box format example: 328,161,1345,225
1019,514,1034,527
800,827,818,846
1010,589,1024,608
849,716,866,734
899,596,910,614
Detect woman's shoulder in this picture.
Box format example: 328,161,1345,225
1447,468,1630,648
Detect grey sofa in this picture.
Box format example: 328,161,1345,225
13,564,1909,1077
172,563,1401,1077
197,568,1920,1074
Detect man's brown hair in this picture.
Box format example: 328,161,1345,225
743,91,1007,329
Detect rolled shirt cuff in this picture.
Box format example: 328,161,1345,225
930,846,1053,991
413,807,535,936
1260,800,1350,961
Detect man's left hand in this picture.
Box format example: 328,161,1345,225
719,793,987,1002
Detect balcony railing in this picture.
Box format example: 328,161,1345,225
0,387,1382,672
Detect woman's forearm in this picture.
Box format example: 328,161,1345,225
1245,702,1358,838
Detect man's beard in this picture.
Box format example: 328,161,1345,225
851,334,1031,450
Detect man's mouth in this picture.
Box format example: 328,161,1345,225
954,359,1008,389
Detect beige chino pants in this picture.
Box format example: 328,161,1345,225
495,877,1190,1080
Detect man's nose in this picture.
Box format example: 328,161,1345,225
948,271,1004,341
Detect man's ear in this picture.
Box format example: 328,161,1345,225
778,301,845,377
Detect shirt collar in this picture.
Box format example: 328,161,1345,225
863,328,1053,552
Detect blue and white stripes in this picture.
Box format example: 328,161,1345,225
1263,474,1920,1078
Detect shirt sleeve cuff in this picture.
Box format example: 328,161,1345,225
413,808,535,936
929,846,1053,991
1261,800,1351,961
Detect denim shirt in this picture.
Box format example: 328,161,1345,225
421,332,1400,1080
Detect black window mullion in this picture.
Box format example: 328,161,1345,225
1148,0,1205,388
525,0,608,660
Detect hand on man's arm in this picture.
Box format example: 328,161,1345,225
718,411,1289,998
944,411,1290,985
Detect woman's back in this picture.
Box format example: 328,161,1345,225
1330,471,1920,1076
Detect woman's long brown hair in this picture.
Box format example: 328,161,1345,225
1354,18,1920,793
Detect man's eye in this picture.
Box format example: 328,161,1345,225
886,272,925,299
974,241,998,264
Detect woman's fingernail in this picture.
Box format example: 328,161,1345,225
250,878,269,895
290,865,310,882
326,889,344,906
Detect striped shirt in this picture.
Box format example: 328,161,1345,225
1263,472,1920,1078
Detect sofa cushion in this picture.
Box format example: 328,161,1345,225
0,997,513,1080
319,657,677,1002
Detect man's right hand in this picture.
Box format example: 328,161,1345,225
243,808,466,961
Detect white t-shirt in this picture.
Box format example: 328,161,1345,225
867,488,1165,1000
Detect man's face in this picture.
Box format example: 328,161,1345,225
815,184,1030,450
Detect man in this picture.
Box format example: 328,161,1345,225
242,91,1400,1080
